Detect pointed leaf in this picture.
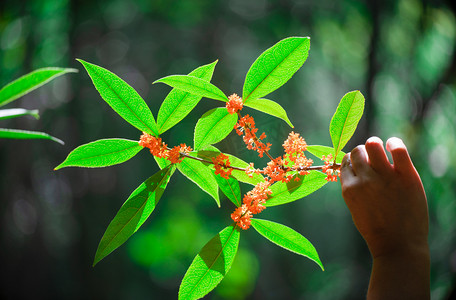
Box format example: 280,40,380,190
0,128,63,144
187,149,264,185
93,165,175,266
55,138,143,170
225,154,264,186
78,59,158,136
243,98,293,127
179,225,240,300
194,107,238,150
157,61,218,134
0,67,78,107
0,108,39,120
154,75,228,102
265,171,327,207
178,157,220,207
243,37,310,102
329,90,364,161
251,218,323,270
306,145,346,164
154,156,171,170
213,171,242,207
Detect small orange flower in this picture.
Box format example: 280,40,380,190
231,204,252,230
263,156,293,183
226,93,243,114
212,153,232,179
139,132,168,158
283,131,307,162
322,154,339,181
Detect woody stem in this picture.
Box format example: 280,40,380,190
177,150,340,172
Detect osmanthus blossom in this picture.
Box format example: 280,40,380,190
139,101,338,230
226,93,243,114
139,132,192,164
212,153,232,179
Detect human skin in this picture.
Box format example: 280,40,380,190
340,136,430,300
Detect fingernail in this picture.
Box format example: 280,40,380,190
342,153,351,168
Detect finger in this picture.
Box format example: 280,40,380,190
386,137,414,173
365,136,392,174
340,153,355,183
350,145,370,175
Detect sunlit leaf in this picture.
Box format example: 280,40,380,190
243,37,310,102
188,149,264,186
243,98,293,127
0,128,63,144
55,138,143,170
213,171,242,207
329,90,364,161
154,156,171,170
265,171,327,207
93,165,175,266
179,225,240,300
0,108,39,120
78,59,159,136
157,61,218,134
225,154,264,186
251,218,323,270
306,145,346,164
0,67,78,107
178,157,220,207
154,75,228,102
194,107,238,150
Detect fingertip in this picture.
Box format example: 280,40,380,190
386,137,413,172
340,152,355,183
366,136,383,146
350,145,369,174
386,137,406,152
365,136,391,173
341,152,351,168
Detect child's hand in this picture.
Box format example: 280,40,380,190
340,136,430,299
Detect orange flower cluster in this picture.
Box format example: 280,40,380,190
212,153,233,179
263,156,293,183
226,93,243,114
322,154,339,181
231,181,272,229
139,132,192,164
232,130,318,229
235,115,271,157
282,131,313,177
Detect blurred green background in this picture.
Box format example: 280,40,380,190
1,0,455,299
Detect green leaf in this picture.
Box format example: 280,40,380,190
157,61,218,134
0,128,63,144
187,148,264,185
93,165,175,266
0,67,78,107
306,145,346,164
55,138,143,170
0,108,39,120
243,98,293,127
194,107,238,150
179,225,240,300
329,90,365,161
265,171,327,207
225,154,264,186
213,171,242,207
154,75,228,102
154,156,171,170
178,157,220,207
77,59,159,136
250,218,323,270
243,37,310,102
